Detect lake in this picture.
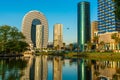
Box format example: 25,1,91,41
0,55,120,80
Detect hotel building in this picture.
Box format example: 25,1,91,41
22,10,48,49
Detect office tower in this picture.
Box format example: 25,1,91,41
36,25,43,49
98,0,120,50
53,24,63,49
22,10,48,49
77,1,91,51
91,21,98,43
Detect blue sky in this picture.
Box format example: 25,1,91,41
0,0,97,44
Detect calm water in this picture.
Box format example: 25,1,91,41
0,56,120,80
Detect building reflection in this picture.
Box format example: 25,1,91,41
34,55,48,80
78,59,85,80
78,59,91,80
53,57,63,80
91,60,120,80
77,59,120,80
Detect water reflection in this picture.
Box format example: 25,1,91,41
34,56,48,80
53,57,63,80
78,59,120,80
29,56,48,80
1,56,120,80
0,58,27,80
78,59,92,80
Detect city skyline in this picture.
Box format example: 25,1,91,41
0,0,97,44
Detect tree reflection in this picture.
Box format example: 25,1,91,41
0,58,28,80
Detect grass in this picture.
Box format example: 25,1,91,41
75,52,120,60
35,51,120,60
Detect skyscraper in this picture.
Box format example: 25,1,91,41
77,1,90,52
53,24,63,49
22,10,48,49
98,0,120,50
98,0,119,34
36,25,43,49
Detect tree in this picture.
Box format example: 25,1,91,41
69,43,73,51
99,41,105,51
63,43,66,51
9,27,25,41
0,25,29,54
57,45,60,50
111,33,120,50
86,41,92,52
93,36,99,44
0,25,11,52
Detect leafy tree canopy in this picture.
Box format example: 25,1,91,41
0,25,29,54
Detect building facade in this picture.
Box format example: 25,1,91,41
91,21,98,43
98,0,120,50
53,24,63,49
77,1,91,51
36,25,43,49
22,10,48,49
98,0,119,34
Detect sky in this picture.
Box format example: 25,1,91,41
0,0,97,44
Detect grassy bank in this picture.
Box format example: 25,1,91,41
74,52,120,60
35,51,120,60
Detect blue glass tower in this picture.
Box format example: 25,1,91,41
77,1,91,52
98,0,120,34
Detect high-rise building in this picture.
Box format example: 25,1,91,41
91,21,98,43
36,25,43,49
98,0,120,50
98,0,120,34
53,24,63,49
77,1,91,51
22,10,48,49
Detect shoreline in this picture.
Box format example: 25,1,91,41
1,52,120,60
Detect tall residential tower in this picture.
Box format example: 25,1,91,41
98,0,120,50
53,24,63,49
98,0,120,34
77,1,91,51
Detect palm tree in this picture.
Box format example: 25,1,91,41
63,43,66,51
69,43,73,51
86,41,92,52
93,36,99,44
111,33,120,50
93,36,99,50
99,41,105,51
57,45,60,50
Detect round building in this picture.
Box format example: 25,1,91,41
22,10,48,49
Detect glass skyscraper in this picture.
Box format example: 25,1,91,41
98,0,120,34
77,1,90,52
